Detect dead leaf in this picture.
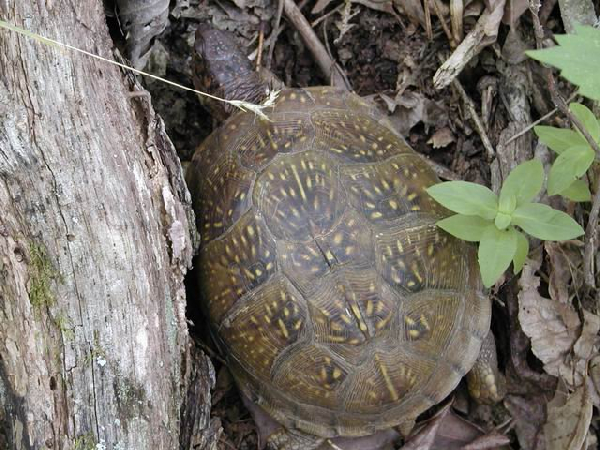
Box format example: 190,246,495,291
504,395,546,450
544,382,593,450
461,433,511,449
428,127,455,148
402,403,506,450
544,242,575,304
502,0,530,26
589,355,600,406
312,0,333,13
518,260,581,381
560,310,600,387
402,404,451,450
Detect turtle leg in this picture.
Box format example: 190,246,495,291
239,392,324,450
466,331,506,404
266,429,324,450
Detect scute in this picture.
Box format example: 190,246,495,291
200,211,277,323
221,274,308,382
192,87,490,438
254,150,345,242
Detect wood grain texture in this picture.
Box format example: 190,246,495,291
0,1,216,449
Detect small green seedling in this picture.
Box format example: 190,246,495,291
534,103,598,201
426,160,584,287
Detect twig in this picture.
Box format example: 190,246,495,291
283,0,350,88
431,0,455,47
256,22,265,71
451,77,496,161
504,107,558,146
504,92,578,146
449,0,464,44
530,0,599,287
266,0,285,71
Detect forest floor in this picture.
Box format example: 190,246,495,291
127,1,600,448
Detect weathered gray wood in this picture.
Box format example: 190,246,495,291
0,1,216,449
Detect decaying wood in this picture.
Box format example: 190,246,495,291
0,1,215,449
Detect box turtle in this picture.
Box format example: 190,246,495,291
187,27,504,450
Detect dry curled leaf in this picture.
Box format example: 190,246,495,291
544,382,593,450
518,259,581,382
428,127,456,148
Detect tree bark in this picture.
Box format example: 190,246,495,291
0,2,216,449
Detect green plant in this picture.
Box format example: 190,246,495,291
534,103,597,202
526,24,600,102
526,25,600,201
426,160,584,287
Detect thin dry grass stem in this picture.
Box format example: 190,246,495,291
423,0,433,40
0,19,278,120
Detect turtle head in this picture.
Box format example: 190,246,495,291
194,26,268,121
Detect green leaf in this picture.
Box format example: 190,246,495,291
570,103,600,142
548,145,595,195
512,203,585,240
478,225,518,287
436,214,492,242
499,160,544,208
560,179,592,202
534,126,587,154
495,212,512,230
526,25,600,101
426,181,498,220
512,230,529,274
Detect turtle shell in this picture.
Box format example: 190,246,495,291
187,87,490,438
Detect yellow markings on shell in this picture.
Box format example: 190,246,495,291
290,164,308,201
278,318,289,338
371,211,383,219
408,329,421,339
350,304,368,332
413,268,423,284
375,355,399,401
396,240,404,253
